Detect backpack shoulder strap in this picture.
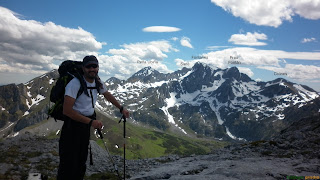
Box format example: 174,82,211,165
74,75,89,97
95,76,103,94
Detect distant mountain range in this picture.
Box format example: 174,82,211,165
1,62,319,141
98,62,320,141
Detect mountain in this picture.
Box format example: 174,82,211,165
1,62,319,141
0,70,58,137
98,62,320,141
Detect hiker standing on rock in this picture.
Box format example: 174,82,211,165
57,55,129,180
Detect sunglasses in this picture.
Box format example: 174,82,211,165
85,64,98,69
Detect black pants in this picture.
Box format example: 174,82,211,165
57,115,94,180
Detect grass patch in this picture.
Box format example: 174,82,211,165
95,111,228,160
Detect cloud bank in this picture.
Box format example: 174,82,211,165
211,0,320,27
176,47,320,82
0,6,105,77
0,7,181,84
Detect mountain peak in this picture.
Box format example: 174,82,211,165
192,62,215,70
192,62,205,69
127,66,164,83
105,77,122,85
222,66,251,82
133,66,157,77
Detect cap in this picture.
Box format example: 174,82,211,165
83,55,98,66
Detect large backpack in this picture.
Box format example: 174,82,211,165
48,60,101,121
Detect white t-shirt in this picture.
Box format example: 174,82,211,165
65,77,108,116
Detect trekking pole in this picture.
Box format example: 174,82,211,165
97,129,122,180
118,115,126,180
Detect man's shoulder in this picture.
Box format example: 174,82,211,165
67,77,81,88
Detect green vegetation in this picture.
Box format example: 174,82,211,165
95,111,228,160
0,110,228,179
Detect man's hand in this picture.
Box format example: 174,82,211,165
91,120,103,129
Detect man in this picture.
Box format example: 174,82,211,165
57,55,129,180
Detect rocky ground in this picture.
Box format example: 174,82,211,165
0,114,319,180
129,114,320,179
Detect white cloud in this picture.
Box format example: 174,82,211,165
200,47,280,69
180,37,193,48
107,40,178,61
0,6,179,84
258,64,320,82
0,6,105,83
238,67,254,77
99,40,177,80
228,32,268,46
202,46,320,83
292,1,320,20
175,58,193,68
143,26,181,33
180,47,320,72
211,0,320,27
176,47,320,86
301,37,317,43
171,37,179,41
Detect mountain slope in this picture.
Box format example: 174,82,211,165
1,62,319,142
99,62,320,141
0,70,58,137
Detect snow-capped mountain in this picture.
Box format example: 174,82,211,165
97,62,320,141
1,62,319,141
0,70,58,136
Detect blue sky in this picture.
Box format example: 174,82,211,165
0,0,320,91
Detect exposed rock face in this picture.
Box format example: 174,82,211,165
0,83,28,125
0,70,58,135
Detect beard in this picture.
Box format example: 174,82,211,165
85,71,97,80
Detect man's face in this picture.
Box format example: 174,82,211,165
83,64,99,80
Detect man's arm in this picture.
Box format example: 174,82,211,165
103,91,129,118
63,95,102,129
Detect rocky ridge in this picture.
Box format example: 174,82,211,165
99,62,320,141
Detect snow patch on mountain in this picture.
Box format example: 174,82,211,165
49,78,54,85
160,92,187,134
294,84,319,100
26,94,46,109
225,126,246,141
